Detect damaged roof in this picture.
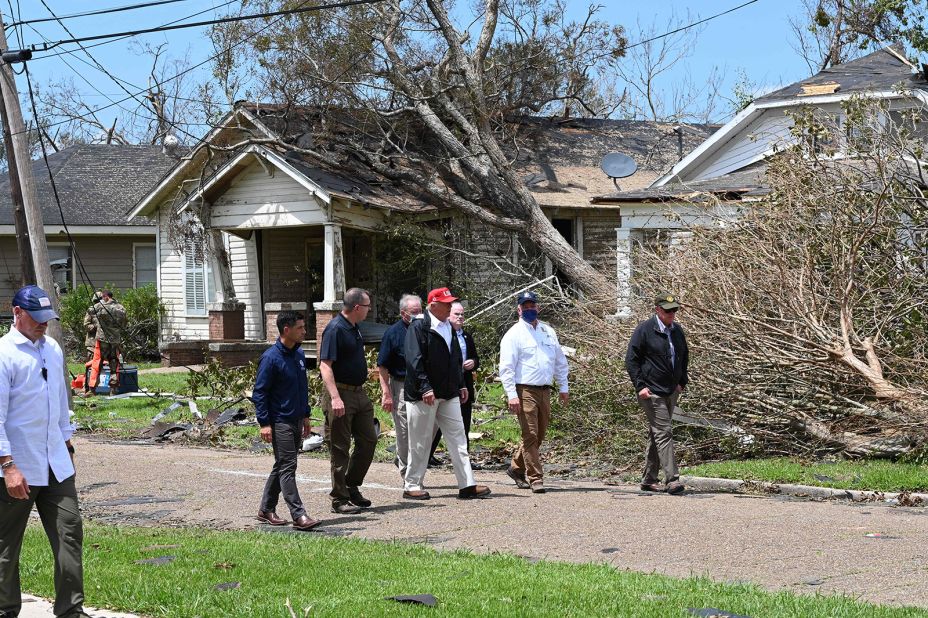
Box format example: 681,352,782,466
756,44,924,104
240,104,717,211
593,163,769,203
0,144,175,227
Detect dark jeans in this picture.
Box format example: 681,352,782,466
323,387,377,505
430,393,472,458
260,421,306,520
0,471,84,618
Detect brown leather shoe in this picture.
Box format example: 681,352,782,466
292,515,321,531
666,480,685,495
256,510,288,526
506,467,530,489
640,482,663,492
530,481,545,494
403,490,431,500
458,484,491,499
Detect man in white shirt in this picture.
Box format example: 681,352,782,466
499,291,569,494
0,285,87,618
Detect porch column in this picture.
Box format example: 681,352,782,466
313,222,346,345
207,228,245,340
614,227,634,318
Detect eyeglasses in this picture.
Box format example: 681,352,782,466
357,303,371,308
665,308,679,313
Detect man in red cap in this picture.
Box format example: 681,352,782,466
402,287,490,500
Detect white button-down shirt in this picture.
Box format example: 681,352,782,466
499,319,569,400
430,312,453,350
455,328,467,364
0,327,74,486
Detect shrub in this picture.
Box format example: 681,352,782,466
58,283,164,362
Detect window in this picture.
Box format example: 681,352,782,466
47,244,72,294
184,243,215,315
134,244,156,288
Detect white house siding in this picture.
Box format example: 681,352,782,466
227,233,263,340
157,210,209,341
210,162,326,229
687,110,794,181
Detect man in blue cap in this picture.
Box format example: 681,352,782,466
499,290,569,494
0,285,88,617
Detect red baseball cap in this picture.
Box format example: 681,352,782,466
427,287,458,304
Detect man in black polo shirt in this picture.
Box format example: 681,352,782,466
320,287,377,514
376,293,422,480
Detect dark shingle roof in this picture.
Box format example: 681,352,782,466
0,144,176,227
756,44,924,104
592,163,769,203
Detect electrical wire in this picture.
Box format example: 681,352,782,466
622,0,762,52
8,0,198,28
20,0,383,53
34,0,240,61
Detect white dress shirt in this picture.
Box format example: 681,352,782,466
455,328,467,364
655,315,676,368
430,312,453,350
499,319,569,400
0,327,74,486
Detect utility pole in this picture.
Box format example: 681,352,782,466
0,88,35,286
0,19,71,399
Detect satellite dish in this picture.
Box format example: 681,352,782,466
600,152,638,190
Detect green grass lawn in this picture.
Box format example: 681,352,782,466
684,458,928,493
19,523,927,618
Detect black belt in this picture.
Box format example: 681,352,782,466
517,384,551,390
335,382,364,392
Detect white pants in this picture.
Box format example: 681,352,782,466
405,397,474,491
389,377,409,479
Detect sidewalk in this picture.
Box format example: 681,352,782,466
18,595,138,618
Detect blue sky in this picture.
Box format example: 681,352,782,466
6,0,815,134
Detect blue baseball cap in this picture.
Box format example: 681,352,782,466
516,291,538,305
12,285,59,323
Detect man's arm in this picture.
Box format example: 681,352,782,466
319,360,345,417
678,328,689,390
0,356,29,499
498,330,522,414
625,324,649,397
466,332,480,372
252,356,275,442
551,329,569,399
376,365,393,412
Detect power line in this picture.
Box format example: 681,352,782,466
20,0,383,53
34,0,241,61
8,0,198,28
622,0,762,51
10,0,331,138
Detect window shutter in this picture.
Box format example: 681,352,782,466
184,245,205,314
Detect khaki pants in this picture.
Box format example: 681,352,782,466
511,385,551,484
389,377,409,479
0,472,84,618
639,392,680,484
405,397,474,492
323,386,377,505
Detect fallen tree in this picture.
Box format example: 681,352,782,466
632,99,928,458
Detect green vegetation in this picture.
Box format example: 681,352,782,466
20,523,926,618
684,458,928,493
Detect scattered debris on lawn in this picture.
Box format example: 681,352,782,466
214,582,241,592
687,609,751,618
385,594,438,607
134,555,176,566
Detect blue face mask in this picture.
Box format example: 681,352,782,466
520,308,538,323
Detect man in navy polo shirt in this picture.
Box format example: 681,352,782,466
376,293,422,480
319,288,377,515
254,310,320,531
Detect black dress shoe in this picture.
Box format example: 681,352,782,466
292,515,321,531
458,484,491,499
256,510,288,526
428,455,443,468
348,487,372,508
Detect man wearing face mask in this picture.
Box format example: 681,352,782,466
625,293,689,495
376,293,423,480
499,291,569,494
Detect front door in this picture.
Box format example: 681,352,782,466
305,239,324,335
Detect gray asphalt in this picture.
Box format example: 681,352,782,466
69,437,928,609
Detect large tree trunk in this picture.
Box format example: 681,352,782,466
525,206,611,298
